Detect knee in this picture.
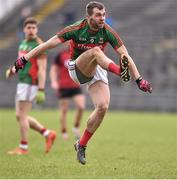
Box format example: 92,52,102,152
16,113,20,121
96,103,109,116
16,113,26,122
86,104,108,128
61,107,68,115
77,104,85,112
91,46,102,56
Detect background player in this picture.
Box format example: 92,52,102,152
7,17,56,155
10,1,152,163
50,44,85,140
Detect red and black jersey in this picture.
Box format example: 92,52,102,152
54,50,80,88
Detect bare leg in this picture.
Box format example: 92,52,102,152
7,101,30,155
59,99,69,135
76,47,120,77
73,94,85,128
28,116,44,133
16,101,32,142
74,81,110,165
16,102,51,138
12,100,56,154
72,94,85,139
87,81,110,133
79,81,110,144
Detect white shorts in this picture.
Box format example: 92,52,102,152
68,61,108,87
16,83,38,102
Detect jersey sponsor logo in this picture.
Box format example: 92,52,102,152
76,43,105,50
79,37,87,41
99,37,104,44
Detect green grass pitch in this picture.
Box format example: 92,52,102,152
0,109,176,179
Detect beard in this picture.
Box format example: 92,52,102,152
90,18,104,29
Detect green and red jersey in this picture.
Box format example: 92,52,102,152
57,18,123,60
18,37,46,85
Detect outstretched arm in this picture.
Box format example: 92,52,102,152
25,35,61,61
14,35,62,72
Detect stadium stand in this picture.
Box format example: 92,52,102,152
0,0,176,111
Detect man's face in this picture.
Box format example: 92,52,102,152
88,7,106,29
24,23,38,39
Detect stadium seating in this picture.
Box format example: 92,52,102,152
0,0,176,111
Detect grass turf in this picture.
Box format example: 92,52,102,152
0,109,176,178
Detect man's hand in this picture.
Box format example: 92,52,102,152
36,89,45,104
14,56,28,72
5,66,16,79
136,76,152,93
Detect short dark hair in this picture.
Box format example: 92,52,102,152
86,1,105,16
23,17,37,27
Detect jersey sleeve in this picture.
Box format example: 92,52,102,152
105,24,123,50
57,25,76,42
57,19,86,42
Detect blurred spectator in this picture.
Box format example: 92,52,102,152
50,44,85,140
